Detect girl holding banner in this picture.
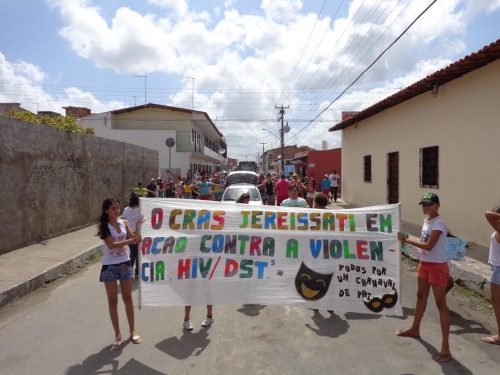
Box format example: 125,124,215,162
97,197,143,350
396,193,452,363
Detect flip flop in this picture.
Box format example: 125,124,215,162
111,340,122,350
482,336,500,345
130,335,143,344
436,353,452,362
396,329,420,338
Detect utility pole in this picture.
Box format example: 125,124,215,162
275,105,290,174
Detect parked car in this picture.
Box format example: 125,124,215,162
221,184,262,205
225,171,258,187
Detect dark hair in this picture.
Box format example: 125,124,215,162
129,193,139,207
97,197,120,240
314,193,328,208
288,184,298,191
493,205,500,214
138,182,144,186
236,192,251,203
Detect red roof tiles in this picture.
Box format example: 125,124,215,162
329,39,500,131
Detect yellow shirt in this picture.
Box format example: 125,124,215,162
183,185,192,193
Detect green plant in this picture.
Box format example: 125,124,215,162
1,109,95,135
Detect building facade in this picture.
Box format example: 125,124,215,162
329,40,500,247
79,104,227,179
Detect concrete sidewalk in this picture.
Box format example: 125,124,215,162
0,226,102,308
0,200,492,308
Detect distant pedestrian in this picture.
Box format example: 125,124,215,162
280,185,308,208
396,193,451,362
482,206,500,346
97,197,142,350
262,173,275,206
329,169,340,203
124,182,153,197
197,176,213,200
121,193,140,279
275,174,290,206
321,174,331,199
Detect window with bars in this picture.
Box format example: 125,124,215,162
420,146,439,188
363,155,372,183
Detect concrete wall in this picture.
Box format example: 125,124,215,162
339,59,500,247
0,116,159,255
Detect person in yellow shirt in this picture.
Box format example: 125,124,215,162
182,179,193,199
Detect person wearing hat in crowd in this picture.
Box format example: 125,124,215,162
396,193,452,363
290,173,305,199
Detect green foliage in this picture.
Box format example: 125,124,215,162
1,109,95,135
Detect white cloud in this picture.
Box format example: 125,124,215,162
149,0,188,16
0,52,126,115
6,0,499,159
13,61,46,83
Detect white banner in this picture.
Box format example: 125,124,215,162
139,199,403,316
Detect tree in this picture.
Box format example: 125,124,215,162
1,109,95,135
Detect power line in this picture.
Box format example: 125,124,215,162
286,0,438,143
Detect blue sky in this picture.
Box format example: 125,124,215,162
1,0,499,160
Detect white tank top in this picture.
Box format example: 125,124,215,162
102,219,130,265
488,232,500,267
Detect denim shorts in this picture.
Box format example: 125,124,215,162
99,261,133,282
492,265,500,286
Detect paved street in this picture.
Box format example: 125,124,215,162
0,259,499,375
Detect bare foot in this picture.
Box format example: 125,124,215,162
395,328,420,338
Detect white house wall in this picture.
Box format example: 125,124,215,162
340,59,500,247
88,121,191,178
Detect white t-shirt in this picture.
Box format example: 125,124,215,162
280,197,308,208
419,216,448,263
329,174,340,187
488,232,500,266
102,219,130,265
122,206,140,233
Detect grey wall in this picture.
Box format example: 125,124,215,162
0,116,159,254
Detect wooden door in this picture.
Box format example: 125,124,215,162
387,152,399,204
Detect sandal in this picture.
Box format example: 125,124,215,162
396,329,420,338
482,336,500,345
130,335,143,344
111,338,122,350
436,353,452,363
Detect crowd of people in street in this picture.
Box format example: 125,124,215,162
96,168,500,363
125,169,341,207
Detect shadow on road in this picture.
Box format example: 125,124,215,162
344,312,382,320
305,310,349,338
237,304,266,316
386,306,416,321
155,326,212,359
449,310,490,335
65,346,165,374
415,337,474,375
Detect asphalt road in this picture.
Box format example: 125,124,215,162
0,260,499,375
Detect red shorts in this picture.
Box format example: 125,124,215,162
200,195,211,200
322,189,330,195
417,261,449,287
